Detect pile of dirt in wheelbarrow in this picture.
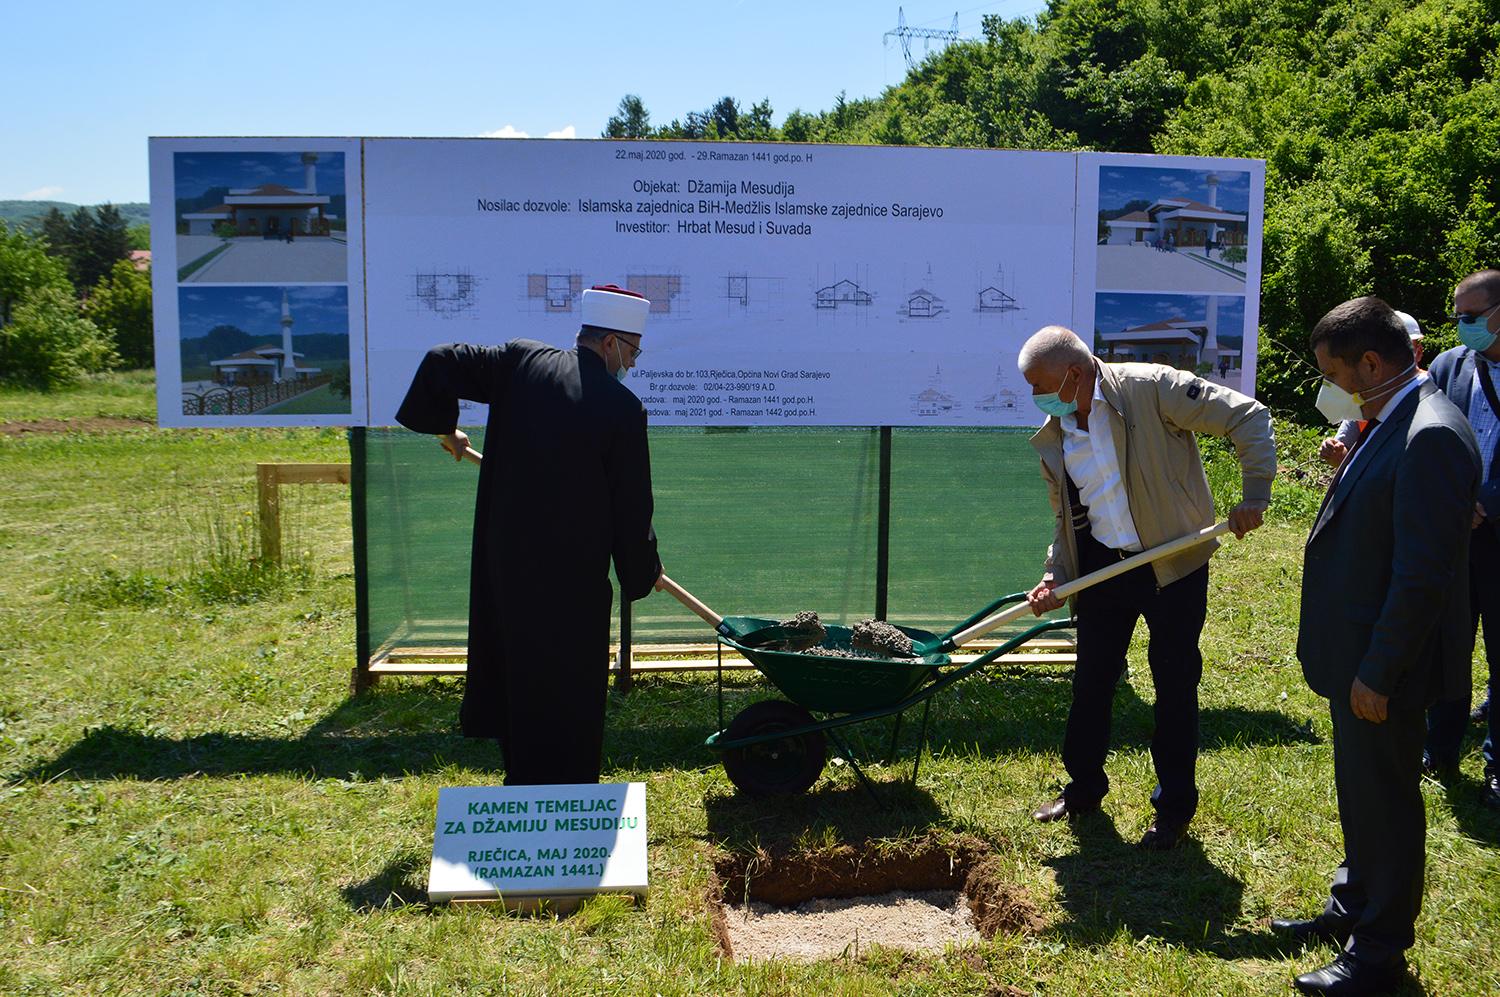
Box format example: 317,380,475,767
786,614,915,659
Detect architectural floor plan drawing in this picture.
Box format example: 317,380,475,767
412,269,481,318
626,273,686,315
522,271,584,314
722,272,785,314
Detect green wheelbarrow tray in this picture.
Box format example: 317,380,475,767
705,591,1073,748
716,615,951,713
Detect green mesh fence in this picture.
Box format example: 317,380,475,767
358,425,1057,659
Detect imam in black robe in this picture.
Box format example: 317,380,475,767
395,339,661,785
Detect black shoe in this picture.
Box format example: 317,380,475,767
1031,795,1097,823
1270,915,1349,950
1421,754,1458,780
1293,952,1406,995
1137,819,1188,850
1483,773,1500,810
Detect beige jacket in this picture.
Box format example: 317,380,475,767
1030,361,1276,589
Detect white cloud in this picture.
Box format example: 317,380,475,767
544,125,577,139
479,125,529,139
22,185,64,200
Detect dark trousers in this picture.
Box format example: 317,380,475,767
1425,525,1500,773
1061,531,1210,824
495,583,612,786
1325,697,1427,965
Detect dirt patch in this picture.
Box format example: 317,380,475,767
0,417,153,436
711,832,1041,963
724,889,978,962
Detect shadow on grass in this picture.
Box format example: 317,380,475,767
703,781,948,851
1046,810,1262,955
341,850,433,913
919,669,1320,759
21,667,1319,784
22,685,500,782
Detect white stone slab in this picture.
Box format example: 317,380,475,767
427,783,647,903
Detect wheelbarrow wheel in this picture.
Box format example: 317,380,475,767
721,700,827,797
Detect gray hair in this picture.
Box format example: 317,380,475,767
1017,325,1092,375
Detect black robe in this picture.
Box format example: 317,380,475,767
395,340,661,784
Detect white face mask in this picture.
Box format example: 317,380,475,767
1313,362,1414,424
611,342,629,383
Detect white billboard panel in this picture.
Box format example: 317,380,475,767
149,138,1264,428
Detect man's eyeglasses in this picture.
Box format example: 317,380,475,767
615,337,643,361
1449,301,1500,324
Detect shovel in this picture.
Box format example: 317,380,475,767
913,520,1235,655
656,575,826,651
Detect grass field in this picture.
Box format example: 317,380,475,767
2,373,1497,995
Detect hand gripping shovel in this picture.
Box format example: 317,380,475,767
911,521,1235,656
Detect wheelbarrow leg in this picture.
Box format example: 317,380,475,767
828,729,886,809
716,642,725,734
909,697,933,786
885,710,904,765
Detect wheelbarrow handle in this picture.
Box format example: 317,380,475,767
944,521,1234,649
657,573,724,628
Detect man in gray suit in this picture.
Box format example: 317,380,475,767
1273,297,1480,995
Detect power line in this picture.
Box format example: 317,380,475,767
883,7,962,69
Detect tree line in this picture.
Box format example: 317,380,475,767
0,204,151,389
603,0,1500,422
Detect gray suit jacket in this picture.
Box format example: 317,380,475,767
1297,381,1480,706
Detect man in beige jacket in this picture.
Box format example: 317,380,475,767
1020,326,1276,848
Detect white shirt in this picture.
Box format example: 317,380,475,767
1060,374,1142,551
1337,375,1423,483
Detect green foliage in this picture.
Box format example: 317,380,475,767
126,223,150,251
602,94,651,138
329,362,351,399
0,285,117,389
212,220,237,239
84,258,153,368
0,221,72,326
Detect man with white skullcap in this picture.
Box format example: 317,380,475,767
395,284,665,784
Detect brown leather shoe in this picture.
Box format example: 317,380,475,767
1032,795,1097,822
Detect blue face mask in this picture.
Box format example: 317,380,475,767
1458,313,1498,353
1033,368,1080,417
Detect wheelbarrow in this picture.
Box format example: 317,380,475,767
658,521,1232,798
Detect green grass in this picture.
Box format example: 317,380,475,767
2,373,1497,995
0,369,157,423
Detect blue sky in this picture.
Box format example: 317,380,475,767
1094,293,1246,345
174,153,346,201
1099,167,1251,215
178,287,349,341
2,0,1042,205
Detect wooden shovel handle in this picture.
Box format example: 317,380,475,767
462,446,483,464
656,574,723,628
946,521,1234,648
